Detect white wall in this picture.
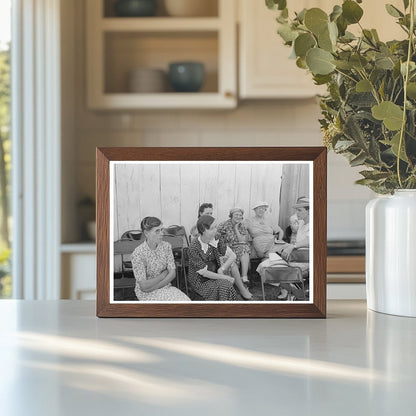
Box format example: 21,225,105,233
113,162,283,241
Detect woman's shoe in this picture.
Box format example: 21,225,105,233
277,288,288,300
241,288,253,300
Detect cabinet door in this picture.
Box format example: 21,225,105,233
62,253,96,300
239,0,404,99
239,0,326,99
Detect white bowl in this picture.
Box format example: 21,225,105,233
87,221,96,241
128,68,167,93
164,0,217,17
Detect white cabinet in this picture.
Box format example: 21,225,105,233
86,0,237,109
61,245,96,300
238,0,404,99
238,0,325,99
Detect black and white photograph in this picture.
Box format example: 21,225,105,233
110,161,313,303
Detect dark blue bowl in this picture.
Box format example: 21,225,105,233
168,62,205,92
114,0,157,17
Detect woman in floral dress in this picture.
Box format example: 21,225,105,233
216,207,251,284
131,216,190,302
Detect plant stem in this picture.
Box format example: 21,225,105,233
397,0,415,188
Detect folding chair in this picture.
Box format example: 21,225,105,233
163,225,189,247
261,266,306,301
162,233,189,296
116,230,144,277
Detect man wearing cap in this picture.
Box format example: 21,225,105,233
280,197,310,260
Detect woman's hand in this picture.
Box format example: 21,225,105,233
281,244,295,260
275,226,284,240
220,275,234,284
290,219,299,233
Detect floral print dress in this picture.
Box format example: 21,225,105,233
131,240,190,301
216,219,251,265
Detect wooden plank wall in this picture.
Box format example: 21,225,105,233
113,163,287,241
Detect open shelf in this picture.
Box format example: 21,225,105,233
104,31,218,94
87,0,236,109
103,0,219,18
101,17,221,31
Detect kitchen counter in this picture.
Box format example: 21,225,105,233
0,300,415,415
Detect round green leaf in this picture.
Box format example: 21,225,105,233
296,57,307,69
328,21,338,43
371,101,404,131
304,8,328,35
318,28,334,52
390,132,408,162
277,23,298,43
350,54,368,70
333,60,352,70
375,56,395,70
407,82,416,99
294,33,316,58
342,0,363,24
356,80,372,92
330,5,342,22
305,48,335,75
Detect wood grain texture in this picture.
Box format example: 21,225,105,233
327,256,365,274
96,147,327,318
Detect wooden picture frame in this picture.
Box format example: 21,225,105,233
97,147,327,318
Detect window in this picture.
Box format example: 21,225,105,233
0,0,11,298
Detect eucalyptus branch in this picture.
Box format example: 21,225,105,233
334,68,359,84
397,0,415,188
358,69,381,104
390,79,398,101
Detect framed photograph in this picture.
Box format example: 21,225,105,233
97,147,327,318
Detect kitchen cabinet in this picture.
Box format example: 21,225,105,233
61,245,96,300
238,0,325,99
238,0,404,99
86,0,237,109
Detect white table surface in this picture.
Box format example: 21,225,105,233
0,300,415,416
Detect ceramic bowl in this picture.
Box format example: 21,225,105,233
168,62,205,92
114,0,158,17
128,68,167,93
86,221,96,241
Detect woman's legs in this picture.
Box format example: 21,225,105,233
230,263,252,299
240,253,250,282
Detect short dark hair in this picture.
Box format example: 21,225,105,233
140,216,162,232
197,215,215,235
198,203,213,217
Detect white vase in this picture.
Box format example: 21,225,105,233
366,189,416,317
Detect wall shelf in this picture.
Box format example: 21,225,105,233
86,0,236,109
101,17,221,32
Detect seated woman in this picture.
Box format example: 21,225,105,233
246,201,284,258
131,216,190,302
188,215,253,301
190,202,213,242
216,207,251,284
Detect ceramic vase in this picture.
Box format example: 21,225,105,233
366,189,416,317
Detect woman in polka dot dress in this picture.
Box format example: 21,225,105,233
188,215,252,301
